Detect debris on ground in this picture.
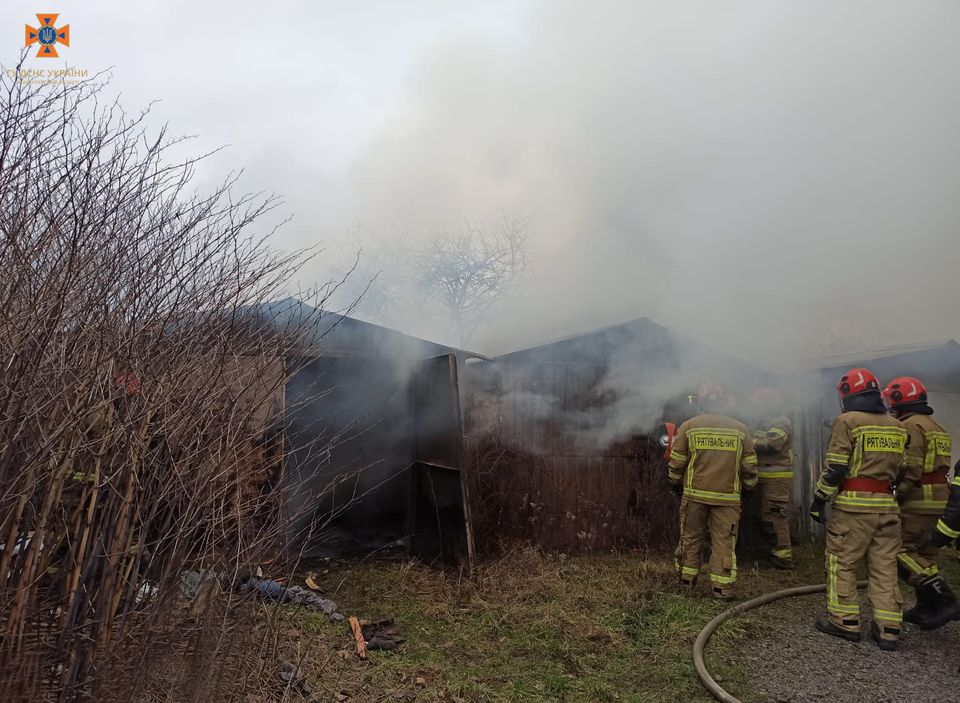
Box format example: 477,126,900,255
349,616,368,659
277,661,313,697
360,618,404,651
179,570,222,599
344,616,405,658
134,581,158,605
243,577,345,621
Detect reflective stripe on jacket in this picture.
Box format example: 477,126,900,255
753,415,793,480
668,412,758,505
816,411,907,513
899,414,951,514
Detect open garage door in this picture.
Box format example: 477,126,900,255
408,354,476,571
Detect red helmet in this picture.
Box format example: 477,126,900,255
882,376,927,409
116,373,141,396
697,383,726,405
836,367,880,399
750,386,782,406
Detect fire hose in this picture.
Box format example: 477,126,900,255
693,581,868,703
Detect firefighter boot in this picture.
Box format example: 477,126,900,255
815,617,861,643
712,586,735,601
919,577,960,631
870,621,899,651
769,550,794,570
904,579,938,628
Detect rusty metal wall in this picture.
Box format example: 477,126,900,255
469,447,678,552
464,360,679,552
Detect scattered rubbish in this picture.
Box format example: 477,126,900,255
360,618,404,651
415,677,426,687
304,574,321,591
287,585,344,620
179,570,223,600
243,577,345,621
247,578,286,601
2,533,35,578
134,581,158,605
346,617,405,657
277,661,312,696
1,531,34,556
349,616,368,659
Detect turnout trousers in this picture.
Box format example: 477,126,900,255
825,509,903,642
758,477,792,562
675,496,740,598
896,511,941,586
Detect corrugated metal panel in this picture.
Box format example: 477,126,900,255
464,360,679,551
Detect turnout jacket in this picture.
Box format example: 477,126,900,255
815,411,907,513
937,479,960,541
668,412,758,506
935,458,960,542
897,413,951,515
752,415,794,480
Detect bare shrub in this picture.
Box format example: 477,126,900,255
0,66,334,701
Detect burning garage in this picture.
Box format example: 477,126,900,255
259,306,782,561
253,298,485,566
460,317,774,552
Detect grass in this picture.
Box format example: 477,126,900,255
268,545,830,703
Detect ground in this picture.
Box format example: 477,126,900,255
738,590,960,703
259,543,960,703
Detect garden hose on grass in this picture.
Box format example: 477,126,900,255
693,581,868,703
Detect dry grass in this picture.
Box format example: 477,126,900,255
247,546,827,703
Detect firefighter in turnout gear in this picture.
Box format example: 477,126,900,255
929,458,960,549
749,387,795,569
883,376,960,629
810,368,907,650
668,383,758,600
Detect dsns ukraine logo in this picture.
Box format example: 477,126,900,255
25,14,70,58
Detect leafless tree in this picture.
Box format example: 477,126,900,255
330,231,415,327
414,213,530,346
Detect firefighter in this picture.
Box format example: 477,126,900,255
883,376,960,629
810,368,907,650
749,386,795,569
668,383,758,600
929,458,960,551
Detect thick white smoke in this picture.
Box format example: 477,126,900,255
321,0,960,366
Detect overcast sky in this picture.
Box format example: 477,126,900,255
4,1,960,365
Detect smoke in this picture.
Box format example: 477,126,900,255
320,0,960,366
464,317,821,452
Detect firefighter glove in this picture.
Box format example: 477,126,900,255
809,498,827,524
668,481,683,497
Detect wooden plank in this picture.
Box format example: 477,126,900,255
349,617,367,659
449,355,476,574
